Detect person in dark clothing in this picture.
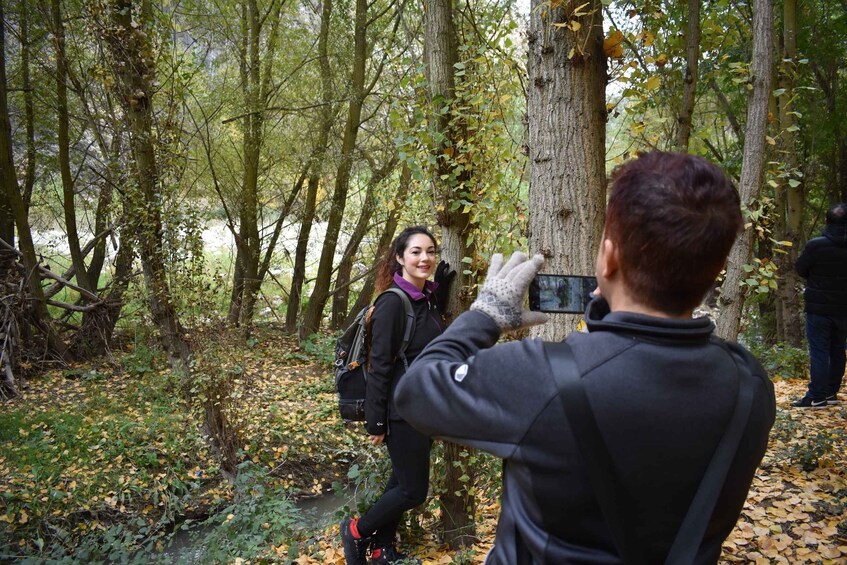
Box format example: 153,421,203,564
396,152,776,564
340,226,453,565
792,202,847,407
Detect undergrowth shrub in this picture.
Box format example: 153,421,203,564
749,342,809,379
184,461,304,562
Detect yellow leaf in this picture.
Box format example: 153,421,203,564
604,30,624,59
642,31,655,47
568,47,575,59
766,135,776,145
646,76,661,90
569,20,582,31
19,510,28,524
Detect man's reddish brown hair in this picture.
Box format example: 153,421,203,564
604,151,742,315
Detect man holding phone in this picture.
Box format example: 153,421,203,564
395,152,775,564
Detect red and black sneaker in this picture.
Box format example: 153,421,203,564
368,544,421,565
340,519,369,565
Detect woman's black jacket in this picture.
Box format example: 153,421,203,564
364,276,444,436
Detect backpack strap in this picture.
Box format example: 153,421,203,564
664,339,753,564
544,341,646,564
544,340,754,564
381,288,416,371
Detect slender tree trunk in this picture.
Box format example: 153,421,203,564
286,0,334,333
774,0,803,346
100,0,190,367
300,0,369,339
20,0,35,215
527,0,607,341
0,3,65,357
0,3,15,249
53,0,93,294
331,158,397,328
341,163,413,328
716,0,774,340
676,0,700,152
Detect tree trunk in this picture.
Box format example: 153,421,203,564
0,2,16,249
341,164,412,328
424,0,477,547
527,0,607,341
0,3,66,358
300,0,369,339
676,0,700,152
773,0,803,347
53,0,93,294
286,0,334,334
715,0,774,341
20,0,35,216
331,158,396,329
100,0,190,367
72,222,134,358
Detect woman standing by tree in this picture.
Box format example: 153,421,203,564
340,226,453,565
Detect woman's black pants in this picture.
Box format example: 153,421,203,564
356,420,432,546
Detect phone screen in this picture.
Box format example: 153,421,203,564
528,274,597,314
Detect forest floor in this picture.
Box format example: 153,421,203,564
1,326,846,563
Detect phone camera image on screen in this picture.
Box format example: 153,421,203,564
528,274,597,314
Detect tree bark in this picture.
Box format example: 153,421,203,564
300,0,370,339
53,0,93,294
330,157,397,329
676,0,700,152
715,0,774,341
424,0,477,547
100,0,190,367
527,0,607,341
286,0,334,334
0,3,65,357
773,0,803,346
20,0,35,215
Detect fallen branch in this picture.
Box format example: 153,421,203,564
0,238,103,303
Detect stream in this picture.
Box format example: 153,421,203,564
161,489,355,563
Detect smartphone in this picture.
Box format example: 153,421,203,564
528,274,597,314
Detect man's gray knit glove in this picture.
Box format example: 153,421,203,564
470,252,548,332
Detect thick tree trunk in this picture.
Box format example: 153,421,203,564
101,0,190,367
716,0,773,340
676,0,700,152
286,173,318,333
300,0,369,339
527,0,607,341
424,0,476,547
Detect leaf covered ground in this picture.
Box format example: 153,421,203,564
1,327,845,563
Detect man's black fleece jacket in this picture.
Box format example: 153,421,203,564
395,299,775,564
796,222,847,316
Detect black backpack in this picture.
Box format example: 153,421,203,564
334,288,416,422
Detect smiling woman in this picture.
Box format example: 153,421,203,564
339,226,453,565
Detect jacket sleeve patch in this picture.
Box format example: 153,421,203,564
453,364,469,383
